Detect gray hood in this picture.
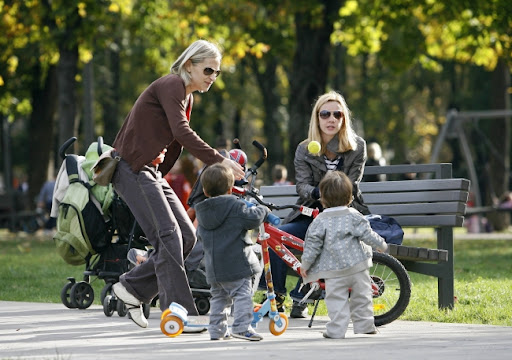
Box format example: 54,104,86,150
195,195,238,230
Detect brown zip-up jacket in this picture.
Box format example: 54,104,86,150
113,74,225,175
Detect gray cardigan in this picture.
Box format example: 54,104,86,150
195,195,269,284
284,135,369,224
300,207,388,283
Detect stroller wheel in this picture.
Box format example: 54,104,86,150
60,282,76,309
195,297,210,315
117,299,128,317
103,295,115,317
70,281,95,309
142,303,151,319
100,283,114,304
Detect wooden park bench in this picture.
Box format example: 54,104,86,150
259,163,470,310
0,191,40,233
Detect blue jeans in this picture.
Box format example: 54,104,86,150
258,216,312,298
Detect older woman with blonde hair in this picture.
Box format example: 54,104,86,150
111,39,244,329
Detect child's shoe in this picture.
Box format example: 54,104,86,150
211,333,232,340
232,329,263,341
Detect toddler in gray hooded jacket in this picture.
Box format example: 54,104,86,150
195,163,270,341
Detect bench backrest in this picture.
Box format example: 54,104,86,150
258,164,470,228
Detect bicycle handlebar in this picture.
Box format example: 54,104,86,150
251,140,267,169
242,199,281,225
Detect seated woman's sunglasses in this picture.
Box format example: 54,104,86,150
319,110,343,120
203,67,221,77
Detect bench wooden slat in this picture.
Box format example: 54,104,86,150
367,201,467,216
390,214,465,227
387,244,449,262
363,190,469,204
360,178,470,193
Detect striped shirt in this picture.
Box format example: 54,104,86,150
323,155,341,171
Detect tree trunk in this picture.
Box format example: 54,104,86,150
486,59,510,231
57,44,79,154
83,60,95,146
252,55,284,184
287,0,344,180
28,64,58,203
102,45,121,145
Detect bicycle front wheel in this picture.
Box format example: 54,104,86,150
371,252,411,326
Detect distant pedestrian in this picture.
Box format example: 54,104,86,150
272,164,292,186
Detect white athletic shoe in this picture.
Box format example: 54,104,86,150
128,306,148,328
112,282,141,307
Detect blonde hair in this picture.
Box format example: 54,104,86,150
170,40,222,86
201,163,234,197
307,91,358,154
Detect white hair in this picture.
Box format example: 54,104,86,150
170,40,222,85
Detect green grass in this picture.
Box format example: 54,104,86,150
1,229,512,326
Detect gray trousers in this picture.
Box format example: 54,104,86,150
208,277,254,338
324,269,376,338
112,159,198,315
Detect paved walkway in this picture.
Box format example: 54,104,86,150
1,301,511,360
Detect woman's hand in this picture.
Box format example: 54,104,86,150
221,157,245,180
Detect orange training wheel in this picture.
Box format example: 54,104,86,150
161,308,171,320
160,315,184,337
269,313,288,336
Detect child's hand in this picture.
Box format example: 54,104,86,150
299,267,308,277
151,148,167,166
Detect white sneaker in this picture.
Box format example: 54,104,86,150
183,316,207,333
128,306,148,328
183,325,208,333
113,282,141,307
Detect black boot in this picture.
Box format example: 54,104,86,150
260,293,286,312
290,301,308,318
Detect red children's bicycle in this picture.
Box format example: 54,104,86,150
159,140,411,337
233,141,411,335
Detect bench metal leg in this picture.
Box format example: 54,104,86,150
437,228,454,309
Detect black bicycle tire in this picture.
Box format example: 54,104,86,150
372,252,411,326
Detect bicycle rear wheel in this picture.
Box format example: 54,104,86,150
371,252,411,326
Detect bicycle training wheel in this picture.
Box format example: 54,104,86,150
160,315,184,337
371,252,411,326
269,313,288,336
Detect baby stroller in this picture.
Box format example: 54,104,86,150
54,137,212,316
53,137,151,317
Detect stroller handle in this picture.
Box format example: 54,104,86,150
59,137,77,159
97,136,104,155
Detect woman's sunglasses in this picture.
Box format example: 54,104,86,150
203,67,221,77
319,110,343,120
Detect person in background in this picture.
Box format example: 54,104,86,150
37,175,56,232
164,158,191,209
300,171,387,339
272,164,292,186
195,163,269,341
399,160,417,181
261,90,371,318
362,142,386,182
111,39,245,329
